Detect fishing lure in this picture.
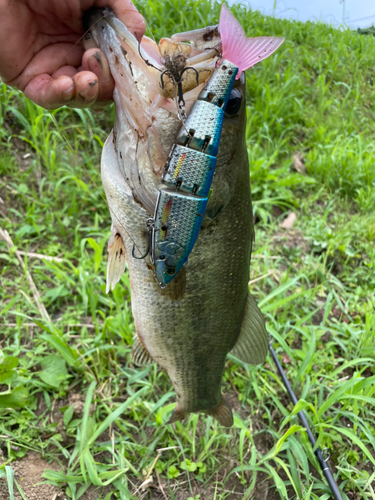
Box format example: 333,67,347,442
135,5,284,287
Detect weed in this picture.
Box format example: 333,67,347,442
0,0,374,498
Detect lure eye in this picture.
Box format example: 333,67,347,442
224,88,242,116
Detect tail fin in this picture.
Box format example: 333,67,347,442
219,4,284,79
208,396,233,427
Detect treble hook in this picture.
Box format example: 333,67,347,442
177,67,199,118
132,244,149,260
160,66,199,98
160,69,174,90
132,219,154,260
180,66,199,87
177,82,185,110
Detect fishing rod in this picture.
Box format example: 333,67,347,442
268,338,343,500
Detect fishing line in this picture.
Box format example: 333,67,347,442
131,0,159,46
142,17,158,46
50,14,106,77
268,337,344,500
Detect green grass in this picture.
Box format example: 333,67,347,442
1,0,375,499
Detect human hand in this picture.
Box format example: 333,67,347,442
0,0,145,109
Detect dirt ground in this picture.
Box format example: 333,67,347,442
0,450,117,500
0,452,62,500
0,448,281,500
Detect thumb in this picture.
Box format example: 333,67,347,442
96,0,146,39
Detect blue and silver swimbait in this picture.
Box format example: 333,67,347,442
150,59,238,287
128,6,283,289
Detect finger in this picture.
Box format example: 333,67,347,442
8,43,83,92
96,0,146,39
23,74,76,109
23,71,100,109
70,70,100,107
82,49,114,104
52,66,78,79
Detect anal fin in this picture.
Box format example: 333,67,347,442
231,292,268,364
131,336,154,366
207,396,233,427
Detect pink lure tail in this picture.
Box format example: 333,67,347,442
219,4,284,79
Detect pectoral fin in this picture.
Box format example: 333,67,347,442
131,336,154,366
231,292,268,364
106,229,126,293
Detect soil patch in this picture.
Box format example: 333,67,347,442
272,229,310,255
0,452,62,500
0,451,114,500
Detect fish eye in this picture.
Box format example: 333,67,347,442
224,88,242,116
166,267,176,276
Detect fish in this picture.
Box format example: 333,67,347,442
86,5,284,426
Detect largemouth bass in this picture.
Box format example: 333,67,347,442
86,5,283,426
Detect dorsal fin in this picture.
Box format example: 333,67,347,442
219,4,285,79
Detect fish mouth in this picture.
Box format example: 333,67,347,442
101,9,221,100
86,7,223,214
87,7,222,115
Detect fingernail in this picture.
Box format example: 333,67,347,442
79,80,98,101
88,52,102,69
62,82,75,101
88,54,110,83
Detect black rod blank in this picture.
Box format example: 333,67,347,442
268,340,343,500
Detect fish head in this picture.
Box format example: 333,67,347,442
88,9,247,216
